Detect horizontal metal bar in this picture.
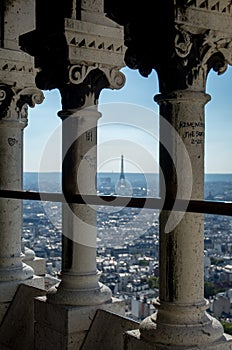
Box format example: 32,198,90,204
0,189,231,216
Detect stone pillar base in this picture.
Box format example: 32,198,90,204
0,275,44,323
24,257,46,276
34,296,125,350
125,329,232,350
0,284,45,350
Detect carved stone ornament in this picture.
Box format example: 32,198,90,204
69,63,125,90
0,84,44,125
58,64,125,111
81,0,104,13
162,25,232,91
175,26,193,59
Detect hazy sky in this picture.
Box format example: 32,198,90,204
24,66,232,174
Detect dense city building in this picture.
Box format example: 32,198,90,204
1,1,232,349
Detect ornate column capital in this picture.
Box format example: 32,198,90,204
19,0,126,108
172,1,232,91
0,84,44,128
68,63,125,90
125,22,232,93
159,23,232,92
59,64,125,112
105,1,232,92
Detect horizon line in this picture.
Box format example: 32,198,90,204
23,171,232,175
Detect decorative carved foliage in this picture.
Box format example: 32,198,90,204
69,64,99,84
17,88,45,109
155,25,232,92
59,64,125,111
184,0,232,14
202,30,232,69
0,84,14,119
183,27,232,87
175,27,193,58
100,67,125,89
82,0,104,13
0,84,44,124
69,64,125,90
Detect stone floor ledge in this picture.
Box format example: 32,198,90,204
124,329,232,350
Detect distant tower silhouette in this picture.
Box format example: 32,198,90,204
115,155,133,196
120,154,125,180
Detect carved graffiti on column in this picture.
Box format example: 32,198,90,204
80,154,97,169
85,130,93,142
178,120,205,145
8,138,18,146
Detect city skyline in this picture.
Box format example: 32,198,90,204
24,66,232,174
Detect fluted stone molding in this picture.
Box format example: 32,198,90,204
0,83,44,305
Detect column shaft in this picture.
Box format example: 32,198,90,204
158,91,206,306
48,107,112,305
0,118,34,304
139,91,224,346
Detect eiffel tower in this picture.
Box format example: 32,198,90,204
115,155,132,196
119,154,125,180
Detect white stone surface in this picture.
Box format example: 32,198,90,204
132,90,227,348
81,309,139,350
125,329,232,350
48,107,112,306
0,284,45,350
0,42,44,322
24,257,46,277
35,296,125,350
0,116,34,304
0,49,37,88
3,0,35,50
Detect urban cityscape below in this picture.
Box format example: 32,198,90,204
22,170,232,323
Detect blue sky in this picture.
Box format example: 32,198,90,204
24,66,232,173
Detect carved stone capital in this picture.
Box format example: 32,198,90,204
19,4,126,95
69,63,125,89
0,84,44,127
105,1,232,92
59,64,125,111
155,25,232,92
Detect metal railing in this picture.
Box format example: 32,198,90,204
0,189,231,216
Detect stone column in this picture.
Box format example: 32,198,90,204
138,90,226,347
124,22,232,349
33,66,126,350
125,91,232,348
48,103,111,306
0,84,44,320
19,1,127,346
